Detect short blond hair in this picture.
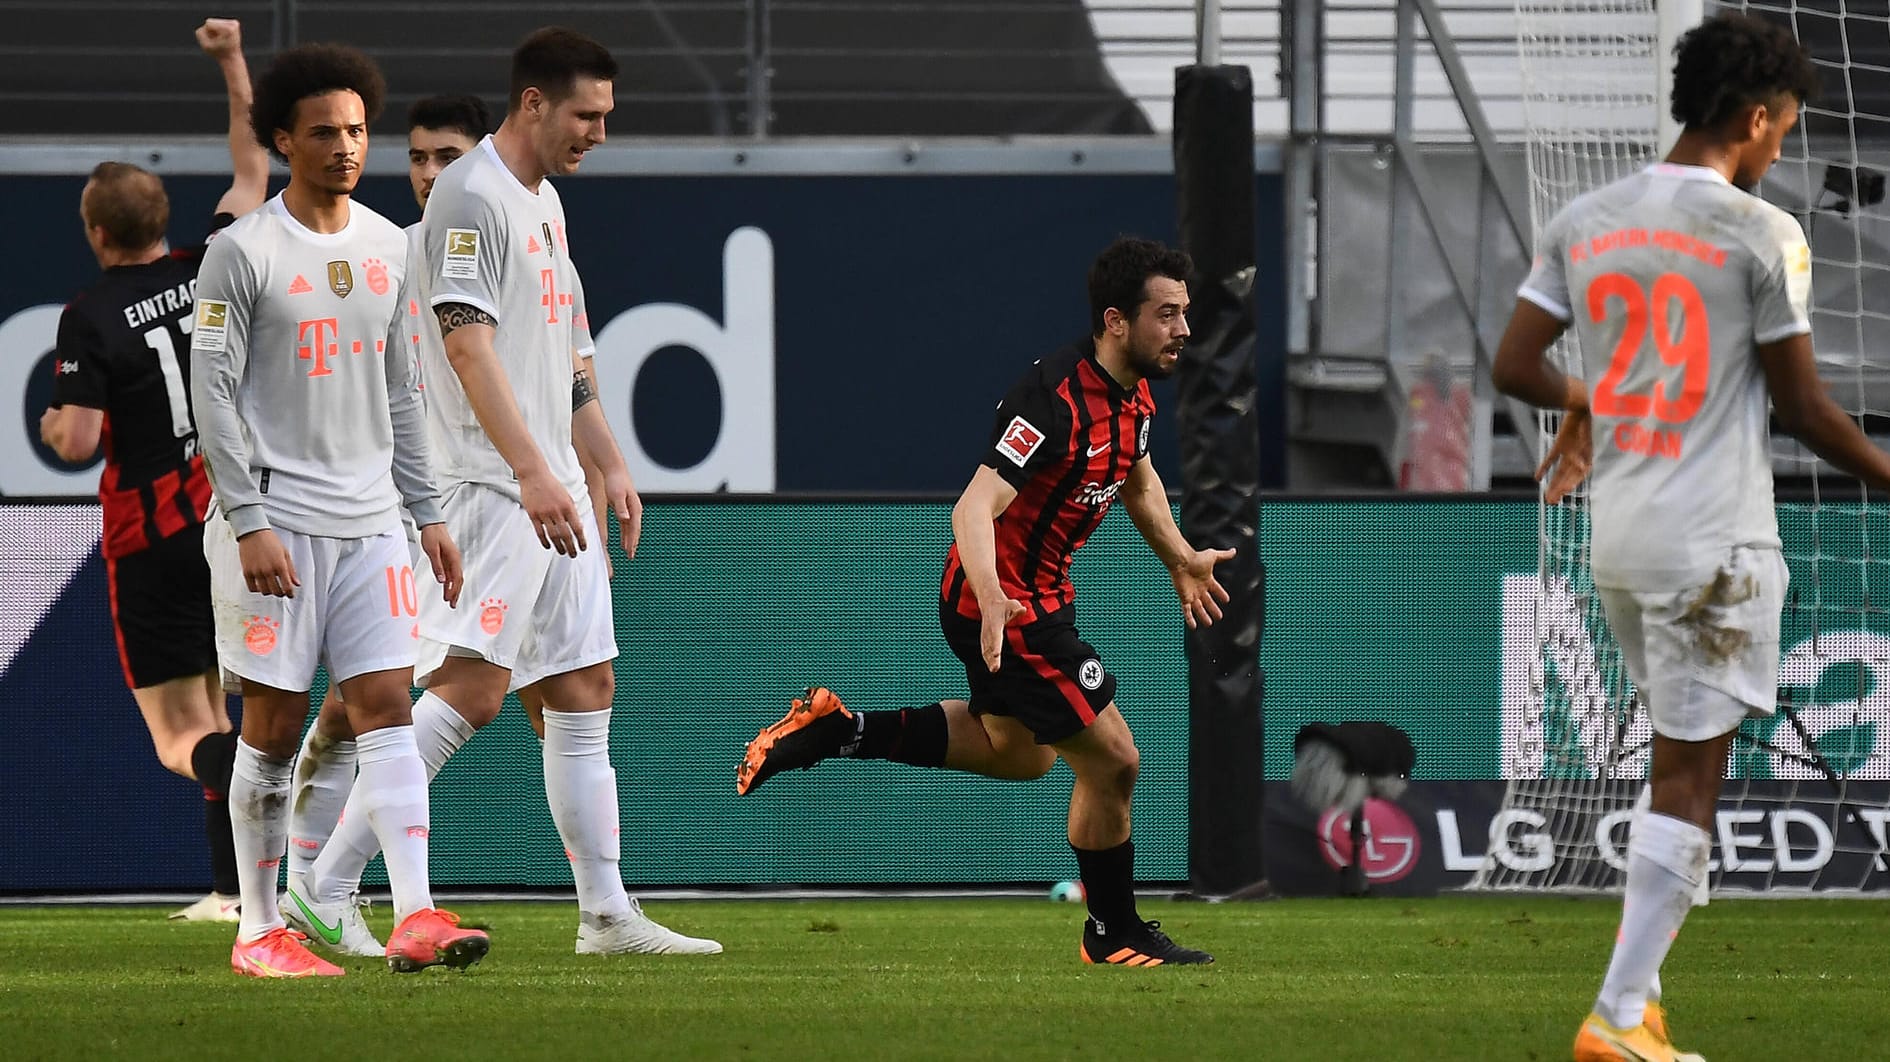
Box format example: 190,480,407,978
82,162,169,250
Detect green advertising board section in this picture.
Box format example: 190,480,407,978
400,498,1542,887
384,498,1890,886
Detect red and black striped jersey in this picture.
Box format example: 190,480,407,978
942,339,1155,624
52,214,232,558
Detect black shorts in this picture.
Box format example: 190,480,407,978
107,525,216,690
940,601,1116,745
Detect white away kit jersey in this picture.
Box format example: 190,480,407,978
414,136,589,500
1519,163,1812,591
191,195,442,539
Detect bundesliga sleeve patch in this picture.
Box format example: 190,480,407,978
442,229,480,280
995,415,1046,467
193,300,229,352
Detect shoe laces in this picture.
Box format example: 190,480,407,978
1140,920,1175,946
262,926,312,947
407,908,461,929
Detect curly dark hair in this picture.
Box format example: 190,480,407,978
1671,13,1821,131
509,26,617,112
251,44,387,161
1087,237,1193,336
408,94,491,140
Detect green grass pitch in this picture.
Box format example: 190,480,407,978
2,895,1885,1059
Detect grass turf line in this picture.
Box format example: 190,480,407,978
0,895,1885,1060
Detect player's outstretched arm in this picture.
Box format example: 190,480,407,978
436,306,584,555
197,18,268,219
1762,332,1890,491
1120,456,1233,629
951,466,1027,672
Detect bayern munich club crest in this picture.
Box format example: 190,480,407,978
1078,659,1105,690
1316,798,1420,883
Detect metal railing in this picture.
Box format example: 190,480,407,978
0,0,1289,139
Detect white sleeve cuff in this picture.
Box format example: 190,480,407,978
1517,285,1572,322
1754,320,1812,345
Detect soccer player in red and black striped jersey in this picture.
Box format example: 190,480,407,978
737,238,1233,966
37,18,267,923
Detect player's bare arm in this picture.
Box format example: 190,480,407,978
38,404,104,462
951,465,1027,672
571,348,641,560
1760,332,1890,490
196,18,268,218
1120,456,1233,629
434,302,585,555
572,409,613,568
1492,298,1593,502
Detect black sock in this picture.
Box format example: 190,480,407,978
845,704,948,767
1073,839,1140,931
205,791,239,895
190,731,240,895
189,730,238,796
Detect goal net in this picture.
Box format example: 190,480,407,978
1472,0,1890,894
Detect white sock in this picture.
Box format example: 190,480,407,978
543,709,630,919
231,739,294,941
308,692,474,904
1594,813,1710,1028
287,729,356,881
354,726,432,922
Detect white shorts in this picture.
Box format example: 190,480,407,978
205,508,420,693
1598,546,1787,742
415,483,617,693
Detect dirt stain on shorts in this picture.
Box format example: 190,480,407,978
1676,566,1759,664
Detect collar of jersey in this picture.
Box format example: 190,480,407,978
268,194,358,245
1078,338,1140,404
481,136,546,199
1646,162,1731,186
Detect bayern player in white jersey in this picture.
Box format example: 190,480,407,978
282,94,495,953
406,27,717,955
284,93,620,954
190,44,488,978
1493,15,1890,1061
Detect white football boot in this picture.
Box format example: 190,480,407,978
281,879,383,957
576,898,723,955
167,891,241,922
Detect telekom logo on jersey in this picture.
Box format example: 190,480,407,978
0,226,776,495
296,317,387,377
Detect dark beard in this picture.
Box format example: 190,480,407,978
1132,343,1178,380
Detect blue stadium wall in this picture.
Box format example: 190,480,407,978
0,169,1287,497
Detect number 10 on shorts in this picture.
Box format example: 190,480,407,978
385,565,419,618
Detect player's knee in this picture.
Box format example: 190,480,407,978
1109,743,1141,798
453,691,505,730
1022,747,1058,779
153,739,196,780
